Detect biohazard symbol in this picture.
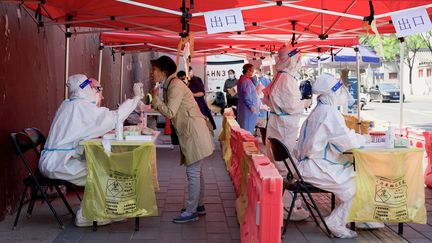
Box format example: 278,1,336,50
376,188,391,203
107,179,123,197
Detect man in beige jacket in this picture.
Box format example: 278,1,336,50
150,56,214,223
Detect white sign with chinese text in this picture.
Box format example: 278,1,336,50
391,7,432,37
204,8,245,34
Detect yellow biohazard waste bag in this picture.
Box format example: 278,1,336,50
82,141,158,221
348,148,426,224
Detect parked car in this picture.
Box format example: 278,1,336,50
368,83,405,103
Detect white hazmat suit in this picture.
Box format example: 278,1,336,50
263,46,312,221
294,73,369,238
39,74,143,186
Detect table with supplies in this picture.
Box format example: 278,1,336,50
348,147,426,234
80,135,159,231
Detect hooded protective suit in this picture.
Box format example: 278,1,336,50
294,73,368,238
39,74,141,186
263,46,311,174
263,46,312,221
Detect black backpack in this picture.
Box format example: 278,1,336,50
299,79,313,100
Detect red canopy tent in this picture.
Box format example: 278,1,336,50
8,0,432,130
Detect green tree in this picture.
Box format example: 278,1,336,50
362,34,428,94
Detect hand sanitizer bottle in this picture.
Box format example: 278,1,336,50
385,123,394,149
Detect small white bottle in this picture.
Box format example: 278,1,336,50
115,120,124,141
385,123,394,149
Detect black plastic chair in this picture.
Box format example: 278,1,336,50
268,137,335,237
22,127,46,157
10,132,79,229
23,128,82,203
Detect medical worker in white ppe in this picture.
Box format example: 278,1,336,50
294,73,382,238
40,74,144,187
263,46,312,221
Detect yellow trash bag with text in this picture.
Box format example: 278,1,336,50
348,148,426,224
82,141,158,221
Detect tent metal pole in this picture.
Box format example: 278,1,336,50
98,44,104,83
115,0,183,16
399,38,405,133
355,46,362,133
192,2,275,17
120,52,125,103
64,25,71,99
375,4,432,19
281,2,364,20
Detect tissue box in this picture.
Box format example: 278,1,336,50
394,138,410,148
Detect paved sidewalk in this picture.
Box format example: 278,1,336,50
0,116,431,242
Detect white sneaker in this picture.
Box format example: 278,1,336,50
356,222,385,229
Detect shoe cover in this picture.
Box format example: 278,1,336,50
283,193,310,221
74,208,111,227
326,223,358,238
355,222,385,229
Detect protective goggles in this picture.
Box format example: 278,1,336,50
79,79,103,92
287,48,300,57
331,80,344,92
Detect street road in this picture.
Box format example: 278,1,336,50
360,96,432,130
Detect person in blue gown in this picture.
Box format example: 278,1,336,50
237,64,259,133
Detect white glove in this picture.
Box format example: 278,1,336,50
303,99,312,109
133,83,144,99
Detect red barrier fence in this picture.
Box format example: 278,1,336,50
240,155,283,243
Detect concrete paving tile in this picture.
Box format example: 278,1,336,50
206,222,229,233
303,232,333,243
166,190,185,196
405,239,432,243
182,218,207,228
156,221,183,233
207,233,232,241
182,227,208,239
226,216,239,228
165,196,185,204
157,232,182,243
218,186,235,193
182,240,208,243
106,232,132,241
205,212,227,222
407,223,432,232
205,189,220,196
168,184,186,190
222,200,236,208
220,193,236,200
79,231,110,240
129,240,157,243
131,227,159,240
224,207,236,217
229,228,240,239
203,204,223,213
164,203,184,212
138,216,161,228
217,181,234,187
205,196,222,204
205,184,218,190
161,212,179,222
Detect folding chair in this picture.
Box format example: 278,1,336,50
268,137,335,237
10,132,79,229
23,127,82,203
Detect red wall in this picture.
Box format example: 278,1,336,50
0,3,153,220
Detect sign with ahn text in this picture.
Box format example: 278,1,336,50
206,60,244,92
204,8,245,34
391,7,432,37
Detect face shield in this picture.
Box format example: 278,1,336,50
276,47,302,72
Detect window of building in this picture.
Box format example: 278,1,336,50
389,72,398,79
419,69,424,78
427,68,431,77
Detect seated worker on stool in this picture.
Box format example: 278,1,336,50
294,73,382,238
39,74,144,227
